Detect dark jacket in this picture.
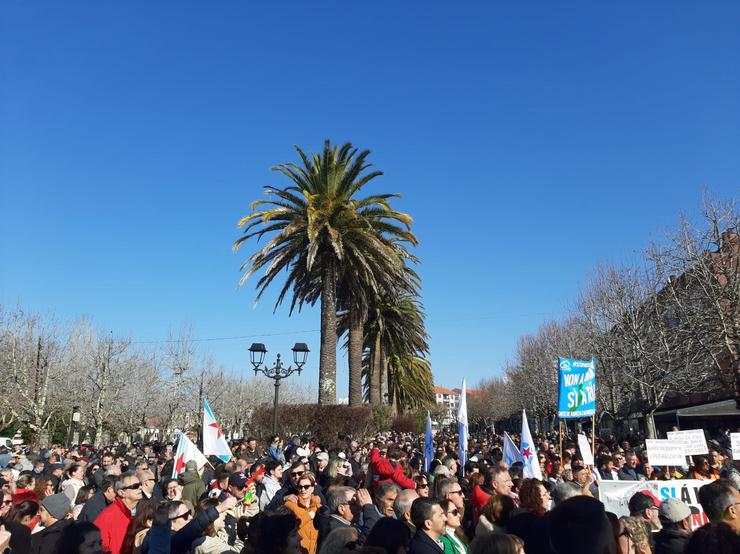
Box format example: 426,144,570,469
315,507,352,548
266,481,326,512
507,511,553,554
0,516,31,554
654,527,691,554
315,503,382,547
617,467,644,481
78,489,111,523
409,530,445,554
141,505,219,554
30,518,74,554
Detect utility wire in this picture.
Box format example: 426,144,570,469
130,311,560,345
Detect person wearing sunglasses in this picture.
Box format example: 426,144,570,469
285,472,321,554
439,499,468,554
93,471,143,554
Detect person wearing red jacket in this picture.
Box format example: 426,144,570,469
370,445,416,490
94,471,142,554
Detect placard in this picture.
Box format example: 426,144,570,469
600,480,709,530
645,438,687,466
731,433,740,461
667,430,708,456
578,433,594,466
557,357,596,418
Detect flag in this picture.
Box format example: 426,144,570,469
424,411,434,473
520,409,543,479
457,379,468,468
171,432,209,478
503,431,525,467
203,399,232,463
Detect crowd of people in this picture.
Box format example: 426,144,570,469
0,427,738,554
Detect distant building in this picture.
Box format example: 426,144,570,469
433,386,479,425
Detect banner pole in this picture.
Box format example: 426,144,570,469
591,415,596,461
559,419,564,462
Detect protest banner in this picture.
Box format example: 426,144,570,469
645,438,688,466
600,480,710,530
557,357,596,418
667,429,709,456
731,433,740,461
577,433,594,466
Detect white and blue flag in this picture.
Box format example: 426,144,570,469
503,431,525,467
424,411,434,473
457,379,468,467
203,399,232,463
520,409,543,479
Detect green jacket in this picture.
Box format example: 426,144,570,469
440,532,468,554
180,468,206,510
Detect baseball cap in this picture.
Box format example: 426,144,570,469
315,452,329,462
337,452,347,460
658,498,692,522
228,472,248,488
295,447,310,458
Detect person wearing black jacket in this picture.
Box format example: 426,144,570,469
77,478,116,523
314,487,379,547
31,493,74,554
409,498,447,554
654,498,693,554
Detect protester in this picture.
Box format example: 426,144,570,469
506,479,550,554
620,516,652,554
365,517,412,554
410,498,448,554
62,463,87,505
394,488,420,533
94,471,143,554
370,445,416,491
475,494,514,537
469,533,524,554
285,472,321,554
72,485,94,519
318,527,360,554
30,492,74,554
653,497,693,554
689,456,721,481
192,497,238,554
548,496,616,554
255,512,302,554
181,460,206,510
684,522,740,554
122,498,156,554
79,478,115,523
696,478,740,532
439,499,469,554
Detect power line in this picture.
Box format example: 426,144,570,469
130,311,559,345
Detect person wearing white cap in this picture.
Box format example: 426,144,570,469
654,498,693,554
315,452,329,489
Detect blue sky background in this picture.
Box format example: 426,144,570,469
1,2,738,398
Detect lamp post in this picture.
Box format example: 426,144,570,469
68,405,81,447
249,343,309,435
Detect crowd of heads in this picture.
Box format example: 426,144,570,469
0,425,738,554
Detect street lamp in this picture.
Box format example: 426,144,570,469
68,405,81,447
249,343,309,435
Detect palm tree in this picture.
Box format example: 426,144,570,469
361,292,431,411
233,141,416,405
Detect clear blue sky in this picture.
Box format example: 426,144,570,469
1,2,738,398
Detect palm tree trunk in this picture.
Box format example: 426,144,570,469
318,259,337,405
370,334,381,405
348,309,364,406
380,349,388,405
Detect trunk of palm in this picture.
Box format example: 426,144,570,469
318,259,338,405
380,350,388,405
370,334,381,405
348,309,364,406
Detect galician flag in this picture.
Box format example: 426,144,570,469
457,379,468,467
520,409,543,479
424,411,434,473
203,399,232,463
171,432,209,478
503,431,525,467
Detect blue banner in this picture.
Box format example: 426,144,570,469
557,357,596,418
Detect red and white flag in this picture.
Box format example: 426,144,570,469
171,432,209,478
203,399,232,463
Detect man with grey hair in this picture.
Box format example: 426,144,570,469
394,488,419,533
551,481,582,506
315,486,378,547
94,471,143,554
137,469,160,501
375,481,401,518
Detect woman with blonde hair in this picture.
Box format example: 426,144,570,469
285,472,321,554
619,516,652,554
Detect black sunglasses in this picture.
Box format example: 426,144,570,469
416,483,429,489
448,508,460,516
298,484,313,490
291,471,305,477
121,482,141,491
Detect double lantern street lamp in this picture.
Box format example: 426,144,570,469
248,342,309,435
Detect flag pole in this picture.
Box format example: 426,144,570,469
591,416,596,461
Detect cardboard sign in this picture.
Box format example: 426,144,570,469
731,433,740,461
600,480,710,530
667,430,708,456
578,433,594,466
645,439,687,466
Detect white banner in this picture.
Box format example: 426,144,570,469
645,438,687,466
731,433,740,461
578,433,594,466
599,480,709,530
667,429,708,456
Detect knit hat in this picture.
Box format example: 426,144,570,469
658,498,692,522
41,493,71,520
